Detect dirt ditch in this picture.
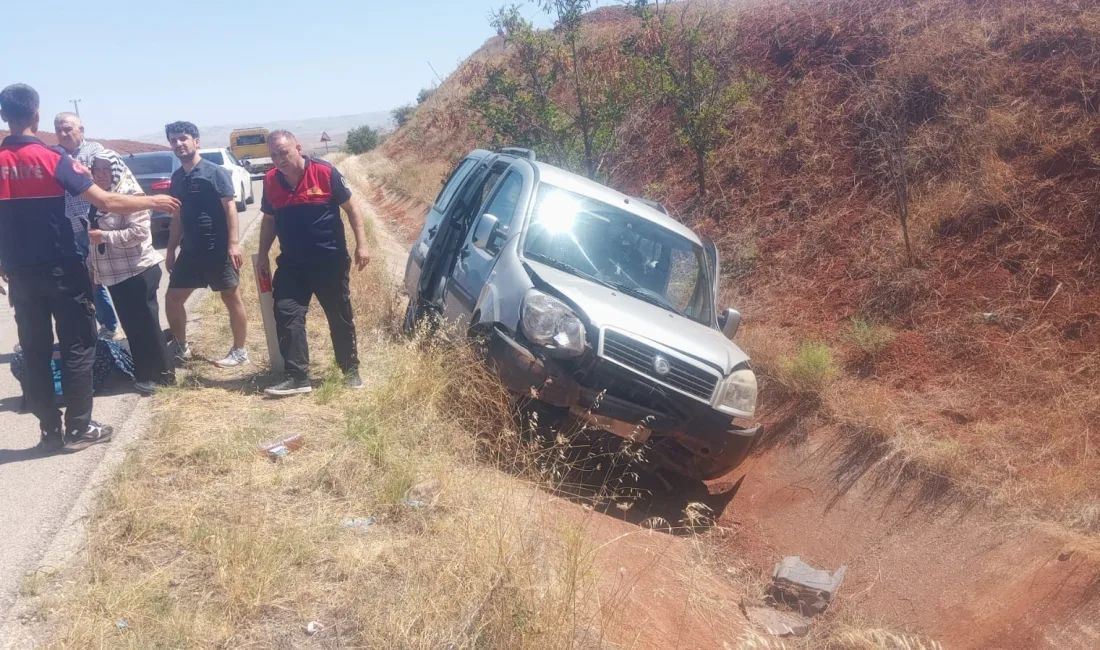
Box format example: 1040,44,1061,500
356,164,1100,649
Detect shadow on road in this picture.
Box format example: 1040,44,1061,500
0,395,26,414
0,446,51,467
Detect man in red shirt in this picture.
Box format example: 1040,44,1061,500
257,130,369,396
0,83,180,452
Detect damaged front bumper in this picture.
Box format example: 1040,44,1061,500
487,328,763,481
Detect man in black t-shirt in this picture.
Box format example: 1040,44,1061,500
257,130,370,396
163,121,249,368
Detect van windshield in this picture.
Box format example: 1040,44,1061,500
235,134,266,146
523,184,714,325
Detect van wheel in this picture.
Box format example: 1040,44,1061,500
236,184,247,212
245,182,255,204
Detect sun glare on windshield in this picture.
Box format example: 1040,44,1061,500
535,190,582,234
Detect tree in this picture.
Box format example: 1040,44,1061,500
855,77,930,267
468,2,629,179
345,125,381,154
416,87,436,105
392,103,417,129
630,2,760,196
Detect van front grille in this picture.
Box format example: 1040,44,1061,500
599,329,719,403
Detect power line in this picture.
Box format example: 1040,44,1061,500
70,99,82,118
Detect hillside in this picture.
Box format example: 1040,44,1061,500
375,0,1100,534
0,129,166,154
129,111,393,153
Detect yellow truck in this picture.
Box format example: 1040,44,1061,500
229,127,273,176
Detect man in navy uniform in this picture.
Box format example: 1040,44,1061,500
257,130,370,396
0,83,180,451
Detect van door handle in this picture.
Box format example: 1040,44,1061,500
428,225,438,238
459,247,471,260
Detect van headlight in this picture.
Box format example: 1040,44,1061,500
716,368,757,416
521,289,586,356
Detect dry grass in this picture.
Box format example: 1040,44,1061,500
39,223,605,649
30,155,767,649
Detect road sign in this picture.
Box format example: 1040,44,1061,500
320,131,331,142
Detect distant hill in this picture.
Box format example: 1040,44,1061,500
130,112,394,154
0,130,167,155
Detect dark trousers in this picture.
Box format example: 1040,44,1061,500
108,265,173,385
8,258,97,435
273,255,358,381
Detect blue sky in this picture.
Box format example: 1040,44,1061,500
1,0,597,139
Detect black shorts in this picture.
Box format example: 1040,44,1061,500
168,250,239,292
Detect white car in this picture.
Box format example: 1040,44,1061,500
198,147,256,212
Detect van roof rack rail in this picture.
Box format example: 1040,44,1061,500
633,196,669,215
500,147,536,161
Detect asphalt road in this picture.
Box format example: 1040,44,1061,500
0,180,265,621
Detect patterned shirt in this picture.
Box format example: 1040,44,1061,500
63,139,105,234
87,150,163,286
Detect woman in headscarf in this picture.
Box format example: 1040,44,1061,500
87,150,174,394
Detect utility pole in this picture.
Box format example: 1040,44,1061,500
70,99,81,117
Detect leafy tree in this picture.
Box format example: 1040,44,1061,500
392,103,417,129
416,87,436,105
630,2,761,195
345,125,381,154
468,2,630,180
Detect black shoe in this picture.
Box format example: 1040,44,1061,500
264,377,313,397
36,428,64,454
346,370,364,390
65,422,114,452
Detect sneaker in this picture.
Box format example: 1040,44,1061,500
173,341,192,363
346,370,365,390
65,422,114,452
264,376,313,397
134,381,157,395
214,347,249,368
36,427,64,453
98,326,118,340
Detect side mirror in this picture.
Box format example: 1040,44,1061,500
471,213,500,250
718,308,742,340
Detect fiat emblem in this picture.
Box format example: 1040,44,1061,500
653,356,671,376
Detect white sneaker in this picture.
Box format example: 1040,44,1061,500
214,347,249,368
173,341,192,363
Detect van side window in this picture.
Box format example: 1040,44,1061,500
435,159,477,212
475,171,524,254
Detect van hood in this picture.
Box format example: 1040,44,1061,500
524,260,750,375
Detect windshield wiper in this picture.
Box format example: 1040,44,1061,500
524,252,617,290
603,280,679,312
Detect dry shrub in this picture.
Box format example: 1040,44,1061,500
828,627,944,650
842,318,897,357
781,341,839,397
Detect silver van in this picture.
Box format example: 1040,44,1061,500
403,148,762,480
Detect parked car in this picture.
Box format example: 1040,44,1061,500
403,148,762,481
123,151,179,245
198,147,256,212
